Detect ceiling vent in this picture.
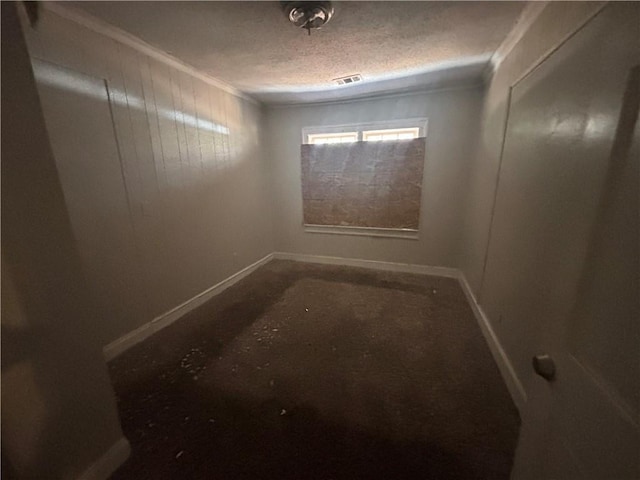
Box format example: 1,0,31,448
334,74,363,85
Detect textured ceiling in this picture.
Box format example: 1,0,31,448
69,1,526,104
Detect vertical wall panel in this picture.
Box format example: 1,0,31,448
104,40,142,204
151,60,183,192
32,60,150,342
168,64,189,190
206,88,223,175
178,71,202,175
139,53,168,197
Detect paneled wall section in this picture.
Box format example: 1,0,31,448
21,7,274,346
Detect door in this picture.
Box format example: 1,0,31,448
481,3,640,478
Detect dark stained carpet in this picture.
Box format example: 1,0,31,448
108,260,520,480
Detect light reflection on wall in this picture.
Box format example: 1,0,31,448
585,113,617,141
32,60,230,135
509,106,617,146
35,59,264,182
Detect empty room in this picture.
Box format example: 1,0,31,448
2,1,638,479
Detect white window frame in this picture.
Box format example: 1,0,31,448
302,118,428,144
300,118,428,240
307,131,358,144
362,127,421,142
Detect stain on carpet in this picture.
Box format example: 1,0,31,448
108,260,520,480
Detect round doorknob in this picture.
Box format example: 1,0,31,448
532,354,556,381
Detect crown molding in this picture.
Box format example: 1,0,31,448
42,2,257,104
483,1,548,82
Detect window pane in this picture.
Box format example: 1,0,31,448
308,132,358,145
363,127,420,141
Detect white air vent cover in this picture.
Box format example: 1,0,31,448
334,74,363,85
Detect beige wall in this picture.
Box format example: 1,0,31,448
21,6,275,347
1,3,124,478
266,88,483,267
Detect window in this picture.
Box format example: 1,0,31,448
362,127,420,142
307,132,358,145
303,120,426,144
308,128,419,144
300,119,428,237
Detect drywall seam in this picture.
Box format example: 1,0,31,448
42,2,256,104
103,253,274,361
77,437,130,480
457,272,528,411
273,252,460,278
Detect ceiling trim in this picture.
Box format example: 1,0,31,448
483,1,548,80
43,2,257,104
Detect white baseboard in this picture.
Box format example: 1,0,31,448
103,253,274,361
273,252,460,278
457,272,527,411
78,436,130,480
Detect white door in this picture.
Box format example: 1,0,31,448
481,3,640,478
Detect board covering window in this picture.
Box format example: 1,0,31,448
301,121,427,231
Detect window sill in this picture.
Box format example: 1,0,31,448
303,224,419,240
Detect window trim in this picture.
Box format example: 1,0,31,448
302,118,428,144
303,224,419,240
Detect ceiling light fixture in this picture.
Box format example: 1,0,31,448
282,1,334,36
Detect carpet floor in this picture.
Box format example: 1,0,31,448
108,260,520,480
